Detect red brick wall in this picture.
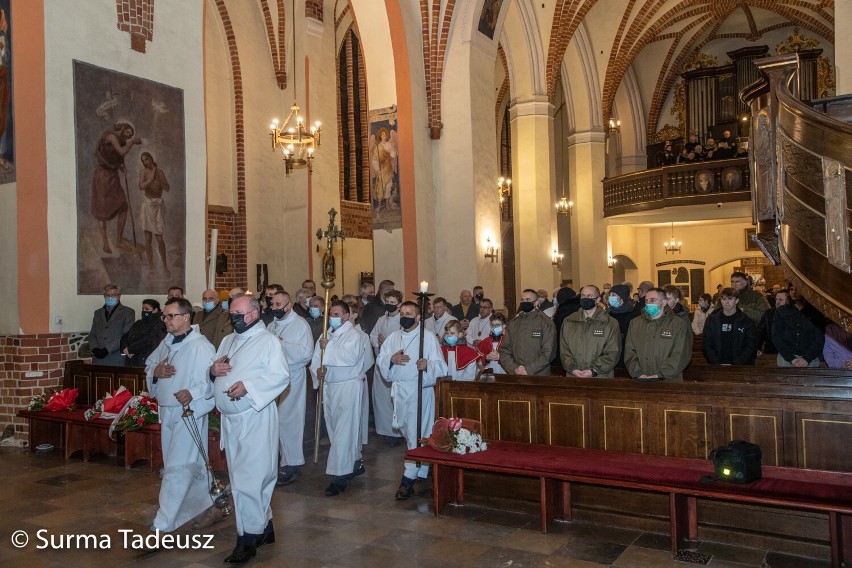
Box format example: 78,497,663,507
0,333,82,439
305,0,323,22
115,0,154,53
212,0,248,290
207,205,246,290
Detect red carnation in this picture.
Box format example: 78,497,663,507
137,417,145,425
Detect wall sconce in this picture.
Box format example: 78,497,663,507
606,117,621,134
484,237,499,263
607,256,617,269
497,177,511,210
555,196,573,217
551,249,564,268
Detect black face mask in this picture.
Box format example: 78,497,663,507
385,304,398,313
519,301,535,313
264,296,274,307
474,293,484,301
270,308,286,320
579,298,598,310
399,317,416,330
230,314,251,333
141,311,152,320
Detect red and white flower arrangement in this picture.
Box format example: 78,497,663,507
27,388,79,412
111,393,159,435
422,417,488,455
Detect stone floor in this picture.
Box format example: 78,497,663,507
0,433,832,568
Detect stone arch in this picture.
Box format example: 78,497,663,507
499,0,546,101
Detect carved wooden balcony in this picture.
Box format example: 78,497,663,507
602,158,751,217
744,54,852,331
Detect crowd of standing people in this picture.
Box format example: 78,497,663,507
85,272,851,563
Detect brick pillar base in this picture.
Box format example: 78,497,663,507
0,332,87,440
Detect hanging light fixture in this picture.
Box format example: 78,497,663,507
664,222,683,254
555,104,573,217
551,249,564,268
608,256,617,268
497,177,511,210
269,0,321,175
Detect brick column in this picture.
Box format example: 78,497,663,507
0,333,85,440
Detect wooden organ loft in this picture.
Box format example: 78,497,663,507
604,45,828,220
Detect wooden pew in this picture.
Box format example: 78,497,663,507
407,442,852,566
18,360,226,472
433,375,852,560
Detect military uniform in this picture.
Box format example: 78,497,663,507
734,286,770,325
192,305,233,349
499,310,556,375
559,309,621,378
624,308,692,381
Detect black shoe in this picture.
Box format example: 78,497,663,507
347,460,366,480
395,482,415,501
255,531,275,547
325,482,347,496
224,543,256,564
276,467,302,486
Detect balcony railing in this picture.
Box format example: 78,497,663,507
602,158,751,217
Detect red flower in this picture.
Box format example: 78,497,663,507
43,388,79,412
128,408,137,417
137,417,145,425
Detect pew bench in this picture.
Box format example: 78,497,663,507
406,441,852,567
17,408,226,473
18,409,118,461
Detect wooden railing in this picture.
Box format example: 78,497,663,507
744,54,852,331
602,158,751,217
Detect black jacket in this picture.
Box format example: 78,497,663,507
772,304,825,364
703,308,758,365
120,316,166,367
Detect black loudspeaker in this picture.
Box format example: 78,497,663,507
216,253,228,275
710,440,762,483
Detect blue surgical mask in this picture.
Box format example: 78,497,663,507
491,326,503,337
203,301,216,312
608,295,621,308
329,317,343,330
104,297,118,308
645,303,661,317
220,300,229,311
444,335,459,346
309,307,321,319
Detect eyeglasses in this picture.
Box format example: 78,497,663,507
161,313,189,321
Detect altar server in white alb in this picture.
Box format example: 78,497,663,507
369,289,403,445
210,295,290,565
145,297,216,534
377,300,447,501
266,291,314,486
310,300,374,496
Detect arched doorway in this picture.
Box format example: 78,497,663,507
611,254,637,286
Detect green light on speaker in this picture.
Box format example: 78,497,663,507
722,468,731,476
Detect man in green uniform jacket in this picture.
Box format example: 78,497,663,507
500,289,556,375
560,285,621,378
624,287,692,381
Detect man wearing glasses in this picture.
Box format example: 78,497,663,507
624,287,692,381
145,297,216,534
89,283,136,366
210,295,290,564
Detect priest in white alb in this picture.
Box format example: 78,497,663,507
369,289,403,445
310,300,373,496
210,295,290,564
145,297,216,534
266,290,314,486
376,300,447,501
